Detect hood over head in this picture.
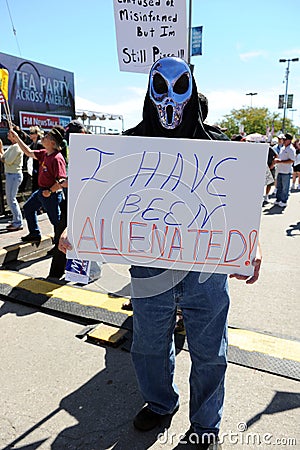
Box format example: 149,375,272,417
124,57,228,142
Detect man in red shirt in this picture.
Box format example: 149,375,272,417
11,127,67,243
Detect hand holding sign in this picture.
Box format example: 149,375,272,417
229,241,262,284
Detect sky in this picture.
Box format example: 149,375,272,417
1,0,300,133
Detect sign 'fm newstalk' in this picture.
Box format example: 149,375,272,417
113,0,187,73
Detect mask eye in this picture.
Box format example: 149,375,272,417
153,73,168,94
173,73,190,94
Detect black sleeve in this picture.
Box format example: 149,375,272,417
267,147,277,167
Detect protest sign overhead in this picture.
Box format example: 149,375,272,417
67,135,268,276
113,0,188,73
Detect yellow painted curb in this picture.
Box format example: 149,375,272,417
229,328,300,363
1,270,132,316
1,271,299,363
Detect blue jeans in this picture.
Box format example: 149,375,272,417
276,173,291,203
130,267,229,437
23,189,63,241
5,172,23,227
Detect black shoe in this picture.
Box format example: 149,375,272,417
48,272,64,279
21,233,41,243
121,299,133,311
134,406,161,431
133,405,178,431
174,428,220,449
46,246,55,256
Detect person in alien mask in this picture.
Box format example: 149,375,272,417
124,57,262,449
58,56,261,450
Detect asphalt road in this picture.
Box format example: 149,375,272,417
0,188,299,449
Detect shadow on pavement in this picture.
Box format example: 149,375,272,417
109,283,131,298
262,205,285,215
2,253,50,271
0,298,94,328
0,228,10,235
2,345,179,450
0,299,38,317
246,390,300,429
53,345,179,450
5,439,49,450
286,221,300,237
1,278,60,309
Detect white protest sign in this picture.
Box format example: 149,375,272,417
113,0,187,73
67,135,268,276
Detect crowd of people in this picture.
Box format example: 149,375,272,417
230,131,298,208
0,119,85,278
1,120,297,248
264,132,298,207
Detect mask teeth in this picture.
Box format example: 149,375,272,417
166,105,173,125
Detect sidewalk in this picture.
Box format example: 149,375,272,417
0,212,54,265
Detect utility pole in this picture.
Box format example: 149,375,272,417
246,92,257,107
279,58,299,133
187,0,192,66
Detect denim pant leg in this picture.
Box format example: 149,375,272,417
130,266,180,415
5,173,23,227
23,190,42,235
180,272,230,436
276,173,282,202
39,191,63,243
280,173,291,203
276,173,290,203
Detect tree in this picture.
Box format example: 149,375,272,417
217,107,298,138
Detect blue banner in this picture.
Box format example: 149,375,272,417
191,26,203,56
0,52,75,140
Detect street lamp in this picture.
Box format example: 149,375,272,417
279,58,299,133
118,115,124,132
187,0,192,65
246,92,257,107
